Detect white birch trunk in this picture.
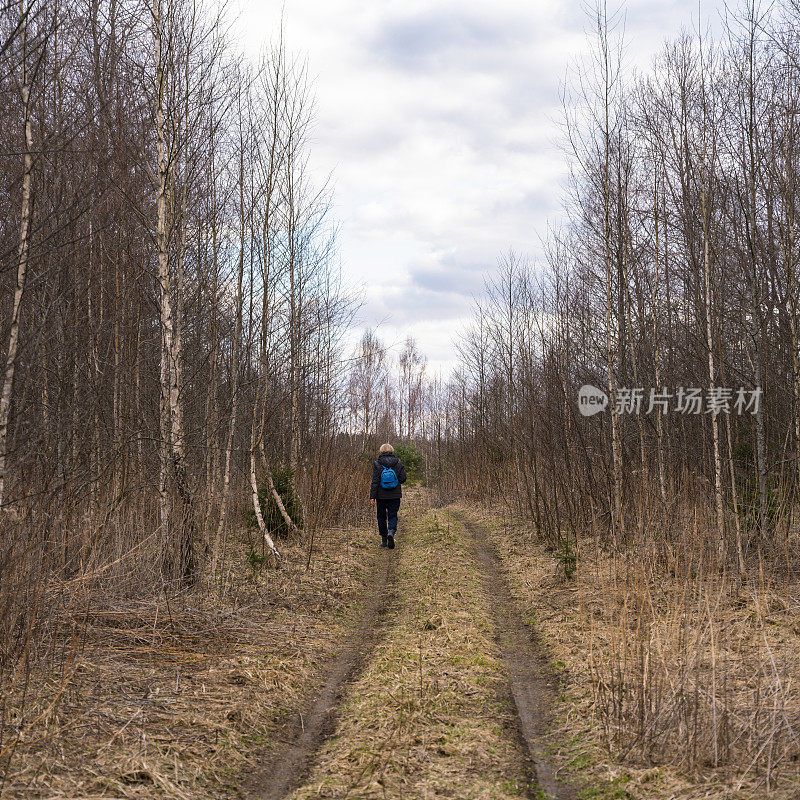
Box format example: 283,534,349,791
604,103,623,546
154,8,171,537
249,422,281,562
702,188,725,560
724,395,746,575
212,137,246,574
0,11,35,509
652,177,667,504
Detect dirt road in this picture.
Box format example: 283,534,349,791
244,502,575,799
457,512,576,800
244,549,396,799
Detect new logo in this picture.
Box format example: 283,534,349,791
577,384,608,417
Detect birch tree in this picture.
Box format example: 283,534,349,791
0,0,38,510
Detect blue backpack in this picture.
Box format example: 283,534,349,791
380,465,399,489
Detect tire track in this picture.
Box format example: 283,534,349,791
456,513,577,800
242,548,396,800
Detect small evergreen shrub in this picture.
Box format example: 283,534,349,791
554,542,577,580
245,544,269,574
393,442,424,483
244,464,303,537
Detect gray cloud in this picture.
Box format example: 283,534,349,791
489,188,557,221
409,262,488,296
370,8,536,73
243,0,729,376
319,120,406,159
363,281,474,328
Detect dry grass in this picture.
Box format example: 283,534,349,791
455,500,800,799
0,519,373,799
289,500,531,799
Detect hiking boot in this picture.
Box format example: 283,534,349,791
380,536,388,548
387,532,395,549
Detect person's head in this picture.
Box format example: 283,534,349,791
379,443,394,455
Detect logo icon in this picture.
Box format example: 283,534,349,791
577,384,608,417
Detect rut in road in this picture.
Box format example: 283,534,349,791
456,513,577,800
243,548,396,800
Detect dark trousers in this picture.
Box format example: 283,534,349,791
376,498,400,537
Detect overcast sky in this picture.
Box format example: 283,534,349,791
235,0,723,376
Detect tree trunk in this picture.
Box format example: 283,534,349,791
212,126,246,576
0,9,35,509
249,416,281,562
701,181,725,561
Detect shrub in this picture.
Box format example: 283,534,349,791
244,464,303,537
393,442,424,484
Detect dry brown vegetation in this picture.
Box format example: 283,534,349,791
1,514,372,799
454,501,800,799
0,1,382,790
7,0,800,796
420,1,800,794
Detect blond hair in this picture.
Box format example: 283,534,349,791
379,443,394,454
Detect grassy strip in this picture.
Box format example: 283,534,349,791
290,502,531,799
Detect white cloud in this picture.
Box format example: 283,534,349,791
234,0,724,376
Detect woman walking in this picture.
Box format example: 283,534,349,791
370,443,407,549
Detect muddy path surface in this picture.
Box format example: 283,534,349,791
242,548,396,800
456,512,577,800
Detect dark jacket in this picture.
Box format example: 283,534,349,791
370,453,407,500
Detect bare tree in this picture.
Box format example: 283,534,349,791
0,0,38,509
